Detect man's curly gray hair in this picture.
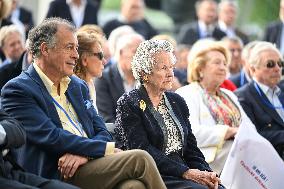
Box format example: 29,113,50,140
131,39,175,82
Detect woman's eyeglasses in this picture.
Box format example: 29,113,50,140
90,52,104,60
266,60,284,68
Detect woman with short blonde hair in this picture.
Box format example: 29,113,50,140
176,41,254,174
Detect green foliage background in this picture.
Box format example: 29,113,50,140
101,0,282,39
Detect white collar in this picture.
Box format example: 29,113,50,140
254,79,281,96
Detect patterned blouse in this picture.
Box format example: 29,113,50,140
157,96,183,155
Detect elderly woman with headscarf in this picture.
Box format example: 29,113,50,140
176,41,254,174
114,39,224,189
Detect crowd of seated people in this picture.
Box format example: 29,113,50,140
0,0,284,188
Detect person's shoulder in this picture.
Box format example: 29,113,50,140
0,62,14,72
266,20,282,29
180,21,198,31
117,89,139,105
103,19,122,28
19,6,32,15
176,83,199,95
70,75,87,86
2,71,32,91
166,91,185,102
234,82,251,95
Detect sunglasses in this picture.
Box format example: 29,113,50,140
90,52,104,60
265,60,284,68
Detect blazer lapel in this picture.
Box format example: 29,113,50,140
249,82,284,125
25,65,62,127
65,80,91,136
137,86,168,149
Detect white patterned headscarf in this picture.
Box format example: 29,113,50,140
131,39,175,83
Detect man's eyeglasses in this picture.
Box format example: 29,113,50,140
90,52,104,60
265,60,284,68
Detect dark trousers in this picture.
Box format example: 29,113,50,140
0,169,79,189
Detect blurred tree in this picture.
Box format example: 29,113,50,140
237,0,280,38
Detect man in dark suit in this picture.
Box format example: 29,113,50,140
177,0,226,45
103,0,157,39
235,41,284,160
0,109,79,189
263,0,284,55
46,0,99,28
1,18,166,189
8,0,34,39
217,0,249,45
95,33,144,123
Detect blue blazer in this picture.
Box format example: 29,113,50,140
46,0,99,26
235,81,284,158
1,65,113,179
114,86,211,178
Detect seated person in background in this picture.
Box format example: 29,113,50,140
221,36,244,76
176,41,254,174
1,18,166,189
0,24,25,65
0,109,79,189
46,0,99,28
74,31,107,110
174,44,191,86
0,41,32,91
95,32,144,123
8,0,34,39
235,41,284,160
228,41,260,88
78,24,112,64
177,0,226,46
103,0,158,39
114,39,224,189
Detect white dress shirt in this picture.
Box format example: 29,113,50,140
66,0,87,28
254,80,284,121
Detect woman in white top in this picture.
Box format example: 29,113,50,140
176,41,254,174
74,31,107,110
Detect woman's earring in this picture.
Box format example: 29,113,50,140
199,72,203,80
143,75,149,83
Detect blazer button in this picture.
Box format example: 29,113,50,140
267,124,272,127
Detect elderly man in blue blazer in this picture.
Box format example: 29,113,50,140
1,18,166,189
235,41,284,160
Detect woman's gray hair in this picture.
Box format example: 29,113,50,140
248,41,282,68
131,39,175,82
28,17,75,59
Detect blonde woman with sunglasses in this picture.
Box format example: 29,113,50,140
74,31,106,110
